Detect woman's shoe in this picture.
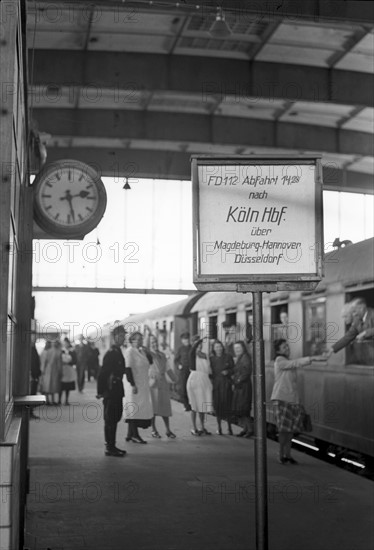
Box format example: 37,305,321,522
236,431,246,437
191,429,201,436
244,431,253,438
278,457,287,464
131,436,147,444
151,431,161,438
201,428,211,435
166,431,176,439
227,429,233,435
216,429,223,435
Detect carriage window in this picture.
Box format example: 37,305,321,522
169,321,174,350
222,312,238,349
208,315,218,340
199,316,206,337
270,304,289,358
304,297,327,355
246,310,253,343
344,289,374,366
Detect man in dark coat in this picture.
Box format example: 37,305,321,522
174,332,192,411
75,337,90,392
97,326,127,457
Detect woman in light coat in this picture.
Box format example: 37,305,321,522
148,335,177,438
271,338,325,464
123,332,153,444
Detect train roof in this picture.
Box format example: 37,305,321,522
316,237,374,289
190,291,252,313
120,293,204,325
191,239,373,313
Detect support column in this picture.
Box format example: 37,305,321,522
252,291,268,550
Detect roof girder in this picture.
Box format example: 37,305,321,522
30,51,374,108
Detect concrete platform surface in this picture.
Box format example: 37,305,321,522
24,382,373,550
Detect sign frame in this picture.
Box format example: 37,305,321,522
192,155,324,292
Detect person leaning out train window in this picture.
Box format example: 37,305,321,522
187,336,213,436
210,340,234,435
148,334,177,439
353,297,374,342
326,297,374,357
231,341,253,438
270,339,325,464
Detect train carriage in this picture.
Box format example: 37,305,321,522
96,238,374,465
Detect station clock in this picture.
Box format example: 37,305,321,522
33,159,107,237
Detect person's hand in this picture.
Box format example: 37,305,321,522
96,394,103,399
311,354,327,362
132,385,138,395
356,331,366,342
178,365,183,370
319,349,333,361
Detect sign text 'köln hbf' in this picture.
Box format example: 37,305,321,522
192,156,323,292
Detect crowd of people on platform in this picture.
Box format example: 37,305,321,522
30,296,373,462
31,336,100,407
94,326,257,457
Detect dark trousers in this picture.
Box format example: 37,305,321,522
103,397,123,449
76,362,86,392
104,423,118,449
178,368,191,409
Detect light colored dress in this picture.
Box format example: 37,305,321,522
149,350,173,417
40,347,62,394
123,347,153,421
186,356,213,413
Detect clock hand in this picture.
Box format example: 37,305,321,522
77,190,89,198
71,190,94,199
60,190,76,222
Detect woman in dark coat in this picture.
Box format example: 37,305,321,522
210,340,234,435
231,341,253,438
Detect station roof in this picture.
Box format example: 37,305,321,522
27,0,374,193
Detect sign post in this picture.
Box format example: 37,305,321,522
252,290,268,550
192,155,323,550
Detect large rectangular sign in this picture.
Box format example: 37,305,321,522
192,156,323,291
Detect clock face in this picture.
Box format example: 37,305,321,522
33,160,107,237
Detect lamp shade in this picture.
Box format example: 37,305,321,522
210,13,231,38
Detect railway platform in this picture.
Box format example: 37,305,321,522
24,382,373,550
